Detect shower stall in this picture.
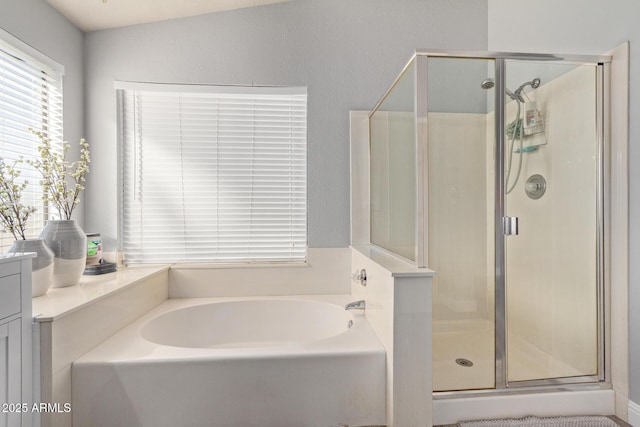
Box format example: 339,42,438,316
368,50,609,393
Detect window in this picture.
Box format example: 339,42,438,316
0,30,64,251
117,82,307,264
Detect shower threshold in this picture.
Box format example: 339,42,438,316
434,381,610,400
433,383,615,426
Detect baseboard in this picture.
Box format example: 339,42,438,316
628,400,640,426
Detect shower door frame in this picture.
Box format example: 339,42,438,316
413,50,611,391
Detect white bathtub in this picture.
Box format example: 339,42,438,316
72,295,386,427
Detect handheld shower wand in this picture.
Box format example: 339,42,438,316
512,78,541,103
481,76,542,194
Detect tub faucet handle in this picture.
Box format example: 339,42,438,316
351,268,367,286
357,269,367,286
345,300,366,311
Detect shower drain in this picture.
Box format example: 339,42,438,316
455,358,474,367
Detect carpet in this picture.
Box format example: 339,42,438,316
457,416,620,427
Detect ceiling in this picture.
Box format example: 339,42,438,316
45,0,295,32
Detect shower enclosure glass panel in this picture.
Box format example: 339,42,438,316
503,60,600,383
428,57,496,392
370,61,417,261
368,50,607,393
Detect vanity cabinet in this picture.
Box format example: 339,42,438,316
0,254,34,427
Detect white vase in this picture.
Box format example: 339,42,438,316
40,220,87,288
8,239,54,297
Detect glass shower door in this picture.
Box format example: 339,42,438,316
503,60,601,384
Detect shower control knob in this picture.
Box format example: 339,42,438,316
525,174,547,199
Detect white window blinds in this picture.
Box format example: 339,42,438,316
117,83,307,264
0,31,64,251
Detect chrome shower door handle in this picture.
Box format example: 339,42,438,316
503,216,519,236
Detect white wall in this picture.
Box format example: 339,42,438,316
487,0,639,402
83,0,489,251
0,0,85,225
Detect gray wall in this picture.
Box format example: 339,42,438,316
487,0,640,403
3,0,636,405
83,0,489,250
0,0,85,224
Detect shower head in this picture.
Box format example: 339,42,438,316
480,78,517,101
481,78,495,90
